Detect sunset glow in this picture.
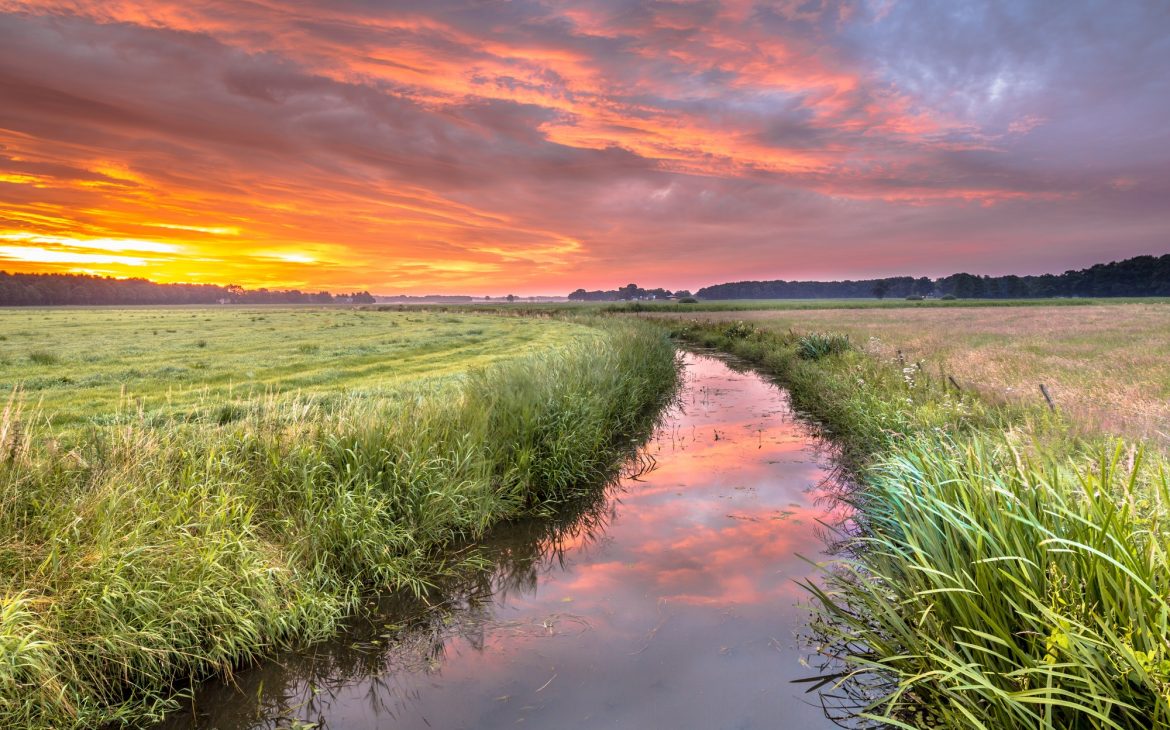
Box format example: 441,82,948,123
1,1,1167,294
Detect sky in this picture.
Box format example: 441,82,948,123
0,1,1167,295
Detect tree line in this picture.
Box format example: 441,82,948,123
0,271,376,306
568,283,689,301
694,254,1170,300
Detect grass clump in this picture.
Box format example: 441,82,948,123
0,317,678,727
722,320,758,339
796,332,851,360
667,317,1170,729
806,437,1170,729
26,351,59,365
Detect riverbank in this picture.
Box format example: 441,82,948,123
0,313,679,728
668,318,1170,729
156,351,844,730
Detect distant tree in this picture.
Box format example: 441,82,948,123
556,255,1170,304
951,273,982,299
568,284,651,301
506,294,516,302
0,272,364,306
619,283,640,300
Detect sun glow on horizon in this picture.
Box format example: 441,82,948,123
0,2,1166,294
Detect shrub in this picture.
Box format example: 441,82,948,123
678,297,699,304
941,293,957,301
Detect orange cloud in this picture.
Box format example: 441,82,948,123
0,1,1162,292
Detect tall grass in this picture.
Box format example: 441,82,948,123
0,320,678,727
796,332,852,360
668,318,1170,729
808,437,1170,729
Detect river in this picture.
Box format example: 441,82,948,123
159,351,845,729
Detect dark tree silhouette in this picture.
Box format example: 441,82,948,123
0,272,379,306
690,255,1170,300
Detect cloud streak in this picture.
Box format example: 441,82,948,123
0,1,1167,292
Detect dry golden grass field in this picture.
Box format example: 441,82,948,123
658,302,1170,444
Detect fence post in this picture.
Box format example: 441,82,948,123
1039,383,1056,412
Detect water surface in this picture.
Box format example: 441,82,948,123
162,352,842,729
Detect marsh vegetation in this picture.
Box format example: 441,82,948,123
157,353,844,730
669,308,1170,729
0,308,679,727
5,300,1170,729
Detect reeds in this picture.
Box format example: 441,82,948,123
807,437,1170,728
669,318,1170,728
0,319,678,727
796,332,852,360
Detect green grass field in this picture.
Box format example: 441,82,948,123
8,300,1170,729
0,307,679,728
0,307,587,430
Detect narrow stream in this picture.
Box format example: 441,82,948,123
161,352,845,729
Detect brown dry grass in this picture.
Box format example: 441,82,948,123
658,303,1170,444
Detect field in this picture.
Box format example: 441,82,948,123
0,307,679,728
654,301,1170,445
6,299,1170,729
665,302,1170,728
0,307,583,430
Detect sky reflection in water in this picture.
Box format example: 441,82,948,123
164,353,844,730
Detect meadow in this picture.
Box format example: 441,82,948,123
665,302,1170,729
0,307,583,430
6,299,1170,729
0,306,679,728
654,301,1170,446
